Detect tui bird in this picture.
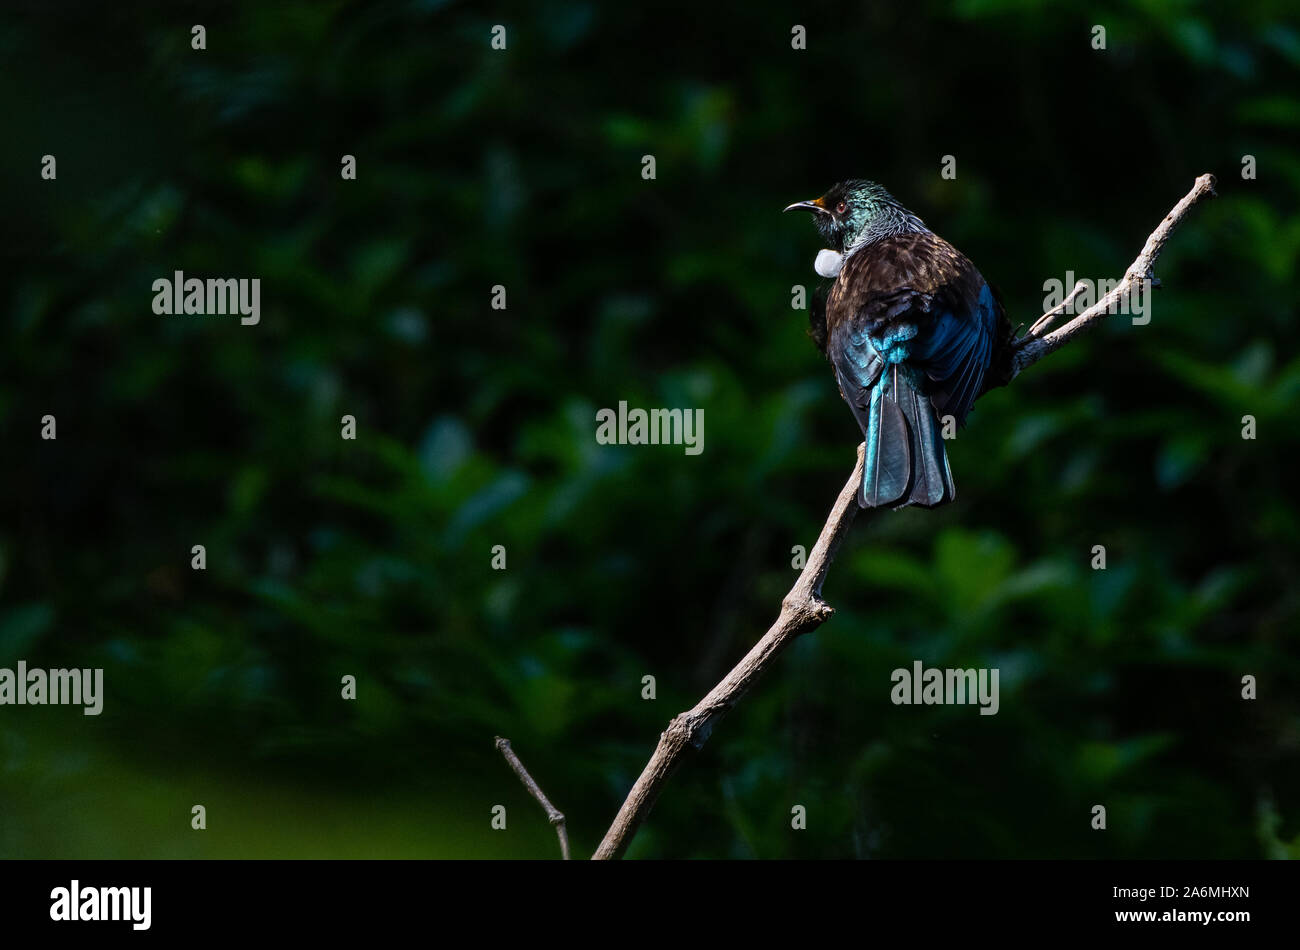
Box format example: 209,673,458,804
786,180,1012,509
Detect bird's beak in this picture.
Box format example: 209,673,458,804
784,197,829,215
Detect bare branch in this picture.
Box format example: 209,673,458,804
495,736,571,859
1011,173,1217,377
587,175,1217,860
592,445,868,859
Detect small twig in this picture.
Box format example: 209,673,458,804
495,736,571,859
1025,279,1088,338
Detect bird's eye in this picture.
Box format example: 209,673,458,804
835,201,847,214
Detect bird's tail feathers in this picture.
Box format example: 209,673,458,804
861,367,955,509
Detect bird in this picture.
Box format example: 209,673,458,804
786,180,1012,509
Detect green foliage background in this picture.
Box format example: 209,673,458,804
1,0,1297,858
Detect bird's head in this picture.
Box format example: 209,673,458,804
784,180,922,254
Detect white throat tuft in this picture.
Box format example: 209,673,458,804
813,248,844,278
